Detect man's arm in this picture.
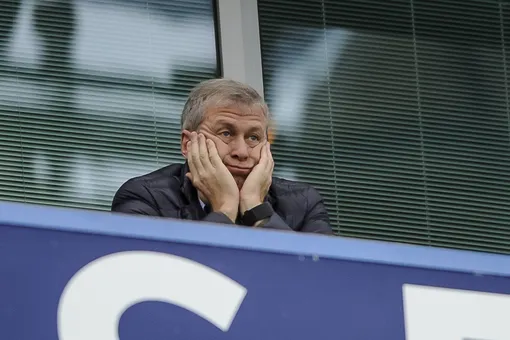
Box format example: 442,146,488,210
185,132,240,223
112,178,236,225
247,187,333,235
299,187,333,234
111,180,160,216
202,212,236,225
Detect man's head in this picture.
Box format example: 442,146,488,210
180,78,270,188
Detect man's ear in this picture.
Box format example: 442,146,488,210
267,121,275,143
181,130,192,158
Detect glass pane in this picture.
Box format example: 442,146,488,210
259,0,510,253
0,0,219,210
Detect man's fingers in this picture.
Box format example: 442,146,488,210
189,132,205,176
185,172,193,181
187,141,199,181
267,143,274,173
206,139,223,167
258,141,270,167
198,133,214,171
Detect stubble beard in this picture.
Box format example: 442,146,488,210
234,176,245,191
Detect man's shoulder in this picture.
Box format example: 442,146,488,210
111,163,186,214
119,163,184,191
270,176,322,201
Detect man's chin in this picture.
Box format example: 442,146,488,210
234,176,245,190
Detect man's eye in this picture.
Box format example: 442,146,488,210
249,135,260,142
221,131,231,137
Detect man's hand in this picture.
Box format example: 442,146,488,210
239,142,274,216
186,132,239,222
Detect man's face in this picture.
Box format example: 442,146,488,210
182,103,268,188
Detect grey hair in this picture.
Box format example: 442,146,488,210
180,78,270,131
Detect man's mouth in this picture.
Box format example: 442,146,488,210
226,165,252,176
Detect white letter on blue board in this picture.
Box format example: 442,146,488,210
403,284,510,340
57,251,247,340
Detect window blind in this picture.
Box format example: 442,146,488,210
0,0,219,210
259,0,510,254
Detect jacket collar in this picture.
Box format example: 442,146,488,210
179,161,196,204
179,162,206,219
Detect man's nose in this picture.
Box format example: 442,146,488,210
230,138,249,160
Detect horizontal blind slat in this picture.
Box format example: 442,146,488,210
259,0,510,254
0,0,219,210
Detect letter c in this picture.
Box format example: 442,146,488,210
57,251,247,340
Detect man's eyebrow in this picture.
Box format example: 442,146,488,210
247,125,264,134
213,120,236,128
213,120,265,133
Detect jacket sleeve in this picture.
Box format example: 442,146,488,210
299,187,334,234
111,179,160,216
112,179,236,225
202,212,235,225
261,187,333,235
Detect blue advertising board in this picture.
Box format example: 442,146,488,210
2,200,510,340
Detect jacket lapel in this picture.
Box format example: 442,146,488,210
266,185,277,207
179,162,206,220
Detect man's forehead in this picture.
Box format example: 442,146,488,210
213,101,263,111
211,117,265,130
204,102,267,120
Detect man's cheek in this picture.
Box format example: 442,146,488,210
215,139,229,152
199,130,215,141
202,133,227,150
205,133,226,146
250,144,263,161
207,136,229,159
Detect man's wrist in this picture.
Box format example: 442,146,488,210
211,202,239,223
253,217,270,228
239,197,262,215
240,201,274,227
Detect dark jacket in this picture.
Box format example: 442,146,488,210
111,163,333,234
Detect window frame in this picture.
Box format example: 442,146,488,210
216,0,264,98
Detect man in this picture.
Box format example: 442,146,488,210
111,78,333,234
